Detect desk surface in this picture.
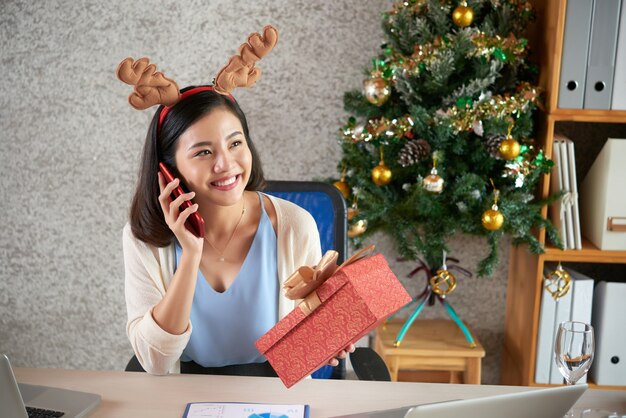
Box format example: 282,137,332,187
15,368,626,418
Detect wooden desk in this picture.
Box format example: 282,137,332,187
375,319,486,384
15,368,625,418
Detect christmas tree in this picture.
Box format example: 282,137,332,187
335,0,559,277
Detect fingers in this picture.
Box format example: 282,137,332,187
157,176,180,216
157,171,166,192
169,191,195,217
335,344,356,360
328,343,357,367
160,178,181,201
174,202,199,230
336,350,347,359
157,171,178,197
157,173,196,230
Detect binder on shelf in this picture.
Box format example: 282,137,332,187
566,269,594,325
580,138,626,250
556,138,575,250
611,0,626,109
549,275,573,384
564,267,594,384
534,265,595,385
590,282,626,386
535,268,558,384
560,135,583,250
584,0,622,109
558,0,594,109
549,141,567,248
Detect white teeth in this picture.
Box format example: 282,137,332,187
214,176,237,187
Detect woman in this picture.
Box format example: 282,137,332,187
122,86,353,375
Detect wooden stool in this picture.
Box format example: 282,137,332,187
374,319,486,384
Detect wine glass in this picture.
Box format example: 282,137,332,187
554,321,594,385
555,321,594,418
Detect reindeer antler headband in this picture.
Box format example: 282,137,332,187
116,25,278,130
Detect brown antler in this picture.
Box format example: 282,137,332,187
116,57,181,110
214,25,278,95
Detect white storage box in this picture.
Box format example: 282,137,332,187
580,138,626,250
589,281,626,386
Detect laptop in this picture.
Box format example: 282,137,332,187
331,384,587,418
1,354,101,418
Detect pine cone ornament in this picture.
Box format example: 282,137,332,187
485,134,506,159
398,139,431,167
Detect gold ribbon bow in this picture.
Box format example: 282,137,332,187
283,245,375,315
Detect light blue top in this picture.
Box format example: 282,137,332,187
176,192,279,367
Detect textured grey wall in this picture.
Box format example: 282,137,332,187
0,0,510,384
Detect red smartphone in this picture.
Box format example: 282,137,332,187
158,162,205,238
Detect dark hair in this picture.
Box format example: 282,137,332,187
129,86,266,247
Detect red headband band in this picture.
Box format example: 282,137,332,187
157,86,235,132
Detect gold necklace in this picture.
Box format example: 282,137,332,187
204,198,246,262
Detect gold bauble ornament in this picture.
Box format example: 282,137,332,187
371,162,392,186
333,180,350,199
363,77,391,106
347,205,359,221
543,263,571,300
452,1,474,27
481,205,504,231
499,137,521,160
430,269,457,297
348,219,368,237
423,167,444,193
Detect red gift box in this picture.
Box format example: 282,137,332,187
256,246,411,388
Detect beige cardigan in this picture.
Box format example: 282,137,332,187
122,194,322,375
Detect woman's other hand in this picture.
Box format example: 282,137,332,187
327,343,356,367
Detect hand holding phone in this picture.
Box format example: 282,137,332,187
158,162,205,238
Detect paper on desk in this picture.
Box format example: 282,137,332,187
183,402,309,418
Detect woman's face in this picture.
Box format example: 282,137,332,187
174,107,252,207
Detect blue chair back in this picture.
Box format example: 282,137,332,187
264,181,347,263
264,180,348,379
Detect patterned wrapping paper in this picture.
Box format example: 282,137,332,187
256,253,411,388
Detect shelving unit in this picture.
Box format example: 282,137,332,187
500,0,626,390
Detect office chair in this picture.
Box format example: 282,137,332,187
264,181,390,382
264,180,347,380
125,180,390,381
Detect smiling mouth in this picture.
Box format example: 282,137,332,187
211,174,240,187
